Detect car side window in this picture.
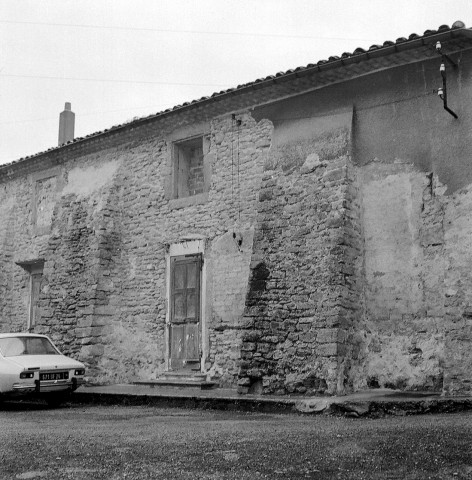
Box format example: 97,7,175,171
0,338,25,356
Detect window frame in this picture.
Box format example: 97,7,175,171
29,267,44,330
166,125,212,209
16,260,45,331
172,136,205,199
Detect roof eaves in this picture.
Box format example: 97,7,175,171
1,22,470,173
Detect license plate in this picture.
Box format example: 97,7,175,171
40,372,68,381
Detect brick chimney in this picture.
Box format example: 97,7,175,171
58,102,75,145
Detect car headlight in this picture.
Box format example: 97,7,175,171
20,372,35,379
74,369,85,376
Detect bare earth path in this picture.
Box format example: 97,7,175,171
0,402,471,479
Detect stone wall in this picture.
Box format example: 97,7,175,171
31,157,123,380
0,180,29,331
237,110,363,395
100,113,273,385
0,112,274,387
2,49,472,395
0,172,53,332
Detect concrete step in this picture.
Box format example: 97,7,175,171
162,371,207,382
133,372,217,390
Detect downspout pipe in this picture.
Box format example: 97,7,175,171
436,42,458,119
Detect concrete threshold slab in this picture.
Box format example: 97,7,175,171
71,384,472,417
133,380,217,390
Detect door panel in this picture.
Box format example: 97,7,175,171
170,325,185,360
187,263,197,287
186,291,196,318
173,293,186,322
185,323,199,363
169,255,201,370
174,264,186,289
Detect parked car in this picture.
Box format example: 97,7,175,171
0,333,85,406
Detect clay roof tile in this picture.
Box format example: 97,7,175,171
1,21,469,168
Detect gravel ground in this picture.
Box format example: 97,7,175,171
0,401,471,479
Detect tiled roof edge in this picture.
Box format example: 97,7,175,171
1,21,470,171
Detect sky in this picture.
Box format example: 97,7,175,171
1,0,472,165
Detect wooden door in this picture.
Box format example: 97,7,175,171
169,254,202,370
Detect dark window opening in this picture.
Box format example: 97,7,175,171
30,272,43,329
173,137,204,198
16,260,44,330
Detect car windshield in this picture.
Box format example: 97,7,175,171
0,337,59,357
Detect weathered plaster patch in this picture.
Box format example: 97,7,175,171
265,127,350,173
35,175,57,229
92,324,164,384
211,227,254,326
300,153,325,174
442,185,472,395
62,160,121,199
263,108,353,147
208,228,255,384
361,168,426,317
366,333,444,390
0,196,14,217
0,197,14,244
359,164,448,391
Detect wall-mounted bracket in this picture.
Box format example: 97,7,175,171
436,41,457,67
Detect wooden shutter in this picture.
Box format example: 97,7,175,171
30,273,43,327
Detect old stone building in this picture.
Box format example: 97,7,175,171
1,21,472,396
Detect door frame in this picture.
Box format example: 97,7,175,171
165,239,206,372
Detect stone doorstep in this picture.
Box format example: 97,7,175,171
133,372,217,390
133,380,217,390
161,371,207,380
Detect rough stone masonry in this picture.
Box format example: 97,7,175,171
2,24,472,396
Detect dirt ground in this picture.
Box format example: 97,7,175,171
0,401,471,479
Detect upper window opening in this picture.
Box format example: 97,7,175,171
173,136,204,198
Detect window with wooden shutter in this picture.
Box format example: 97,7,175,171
30,272,43,328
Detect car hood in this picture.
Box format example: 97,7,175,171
5,355,84,370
